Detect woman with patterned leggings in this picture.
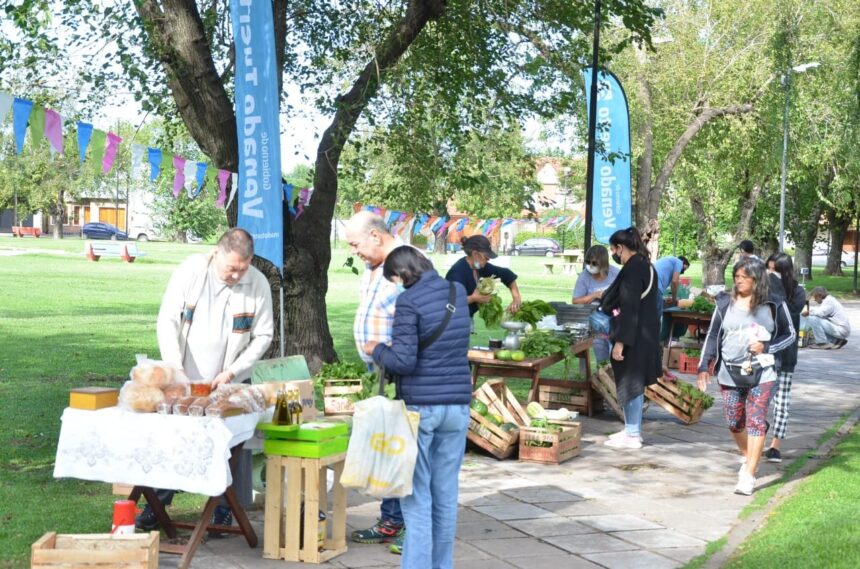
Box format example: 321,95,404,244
697,258,795,495
764,253,806,463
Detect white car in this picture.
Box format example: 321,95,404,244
811,248,855,268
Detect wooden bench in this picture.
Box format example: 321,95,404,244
12,226,41,238
85,241,146,263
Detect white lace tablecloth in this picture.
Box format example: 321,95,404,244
53,407,263,496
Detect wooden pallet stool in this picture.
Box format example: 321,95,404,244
263,453,347,564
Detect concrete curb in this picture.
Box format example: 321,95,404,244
703,404,860,569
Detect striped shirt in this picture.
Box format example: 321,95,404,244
354,263,399,363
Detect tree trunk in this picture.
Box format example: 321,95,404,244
137,0,445,370
824,208,851,276
701,246,733,288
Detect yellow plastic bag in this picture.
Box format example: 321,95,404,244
340,396,419,498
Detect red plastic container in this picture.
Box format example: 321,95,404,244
111,500,137,535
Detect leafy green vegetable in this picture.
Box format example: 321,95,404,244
519,330,569,359
683,348,701,358
510,300,556,327
479,295,504,328
675,380,715,410
477,276,500,295
689,296,716,314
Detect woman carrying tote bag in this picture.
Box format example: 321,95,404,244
362,246,472,569
696,257,795,495
597,227,661,450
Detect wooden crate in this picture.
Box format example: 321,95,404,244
518,423,581,465
466,409,519,459
538,384,588,411
32,532,159,569
473,379,530,426
111,483,134,497
323,379,362,416
645,378,706,425
589,365,623,420
264,454,347,564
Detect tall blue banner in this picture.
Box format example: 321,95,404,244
582,68,632,244
230,0,283,270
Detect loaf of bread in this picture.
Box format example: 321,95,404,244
205,402,245,418
130,363,174,389
119,382,165,413
172,396,198,416
163,383,189,400
188,396,213,417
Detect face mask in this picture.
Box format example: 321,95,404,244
395,284,406,295
473,261,482,270
612,253,622,265
586,264,600,275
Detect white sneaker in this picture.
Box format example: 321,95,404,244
604,434,643,449
734,471,755,495
738,456,747,475
609,430,644,443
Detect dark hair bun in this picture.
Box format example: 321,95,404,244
460,236,469,246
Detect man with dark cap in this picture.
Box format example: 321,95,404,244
445,234,521,322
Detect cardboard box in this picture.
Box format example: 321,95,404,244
662,346,682,370
69,387,119,410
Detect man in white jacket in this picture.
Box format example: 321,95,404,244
805,286,850,349
136,228,274,534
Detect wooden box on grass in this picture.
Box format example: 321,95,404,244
518,423,581,465
69,387,119,410
466,380,529,460
32,532,158,569
323,379,362,416
589,365,623,419
645,378,706,425
538,383,588,412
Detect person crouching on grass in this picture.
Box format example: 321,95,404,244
696,258,795,495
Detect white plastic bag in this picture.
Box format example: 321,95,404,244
340,396,419,498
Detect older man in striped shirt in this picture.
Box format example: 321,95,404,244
346,211,406,553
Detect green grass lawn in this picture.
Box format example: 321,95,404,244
725,427,860,569
0,236,857,566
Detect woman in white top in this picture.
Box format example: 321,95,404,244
571,245,619,362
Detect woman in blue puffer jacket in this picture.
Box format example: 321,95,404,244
363,246,471,569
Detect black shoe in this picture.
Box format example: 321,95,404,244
808,343,834,350
208,506,233,538
135,505,160,531
833,339,848,349
765,447,782,463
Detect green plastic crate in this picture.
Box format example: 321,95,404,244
263,435,349,458
258,421,348,441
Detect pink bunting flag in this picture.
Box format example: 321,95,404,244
216,169,231,207
102,132,122,174
296,187,310,219
172,156,186,197
44,109,64,155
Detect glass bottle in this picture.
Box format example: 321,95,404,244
273,388,292,425
289,388,303,426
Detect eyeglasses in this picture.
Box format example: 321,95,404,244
586,261,599,267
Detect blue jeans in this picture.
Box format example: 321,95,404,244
623,394,644,437
401,404,469,569
380,497,403,526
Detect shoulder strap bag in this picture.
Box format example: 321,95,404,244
378,282,457,396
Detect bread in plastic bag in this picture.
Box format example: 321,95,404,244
172,395,197,416
119,381,165,413
130,355,188,390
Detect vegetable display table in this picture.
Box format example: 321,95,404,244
663,308,712,342
469,338,595,415
53,407,262,569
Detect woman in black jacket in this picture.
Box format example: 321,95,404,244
764,253,806,463
598,227,661,450
363,246,472,569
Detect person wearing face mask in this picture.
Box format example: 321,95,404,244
445,234,521,322
595,227,661,450
572,245,619,361
363,246,472,569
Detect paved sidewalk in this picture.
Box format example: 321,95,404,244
167,303,860,569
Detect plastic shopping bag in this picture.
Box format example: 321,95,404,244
340,396,419,498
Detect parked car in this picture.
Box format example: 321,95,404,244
81,222,128,241
512,238,562,257
811,247,855,268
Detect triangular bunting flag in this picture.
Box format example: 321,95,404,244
89,130,107,175
131,144,146,178
29,106,46,150
44,109,63,155
12,98,34,154
216,169,230,207
172,155,186,197
0,92,12,124
148,148,163,182
102,132,122,174
77,122,94,163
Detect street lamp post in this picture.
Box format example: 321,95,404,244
779,61,820,252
